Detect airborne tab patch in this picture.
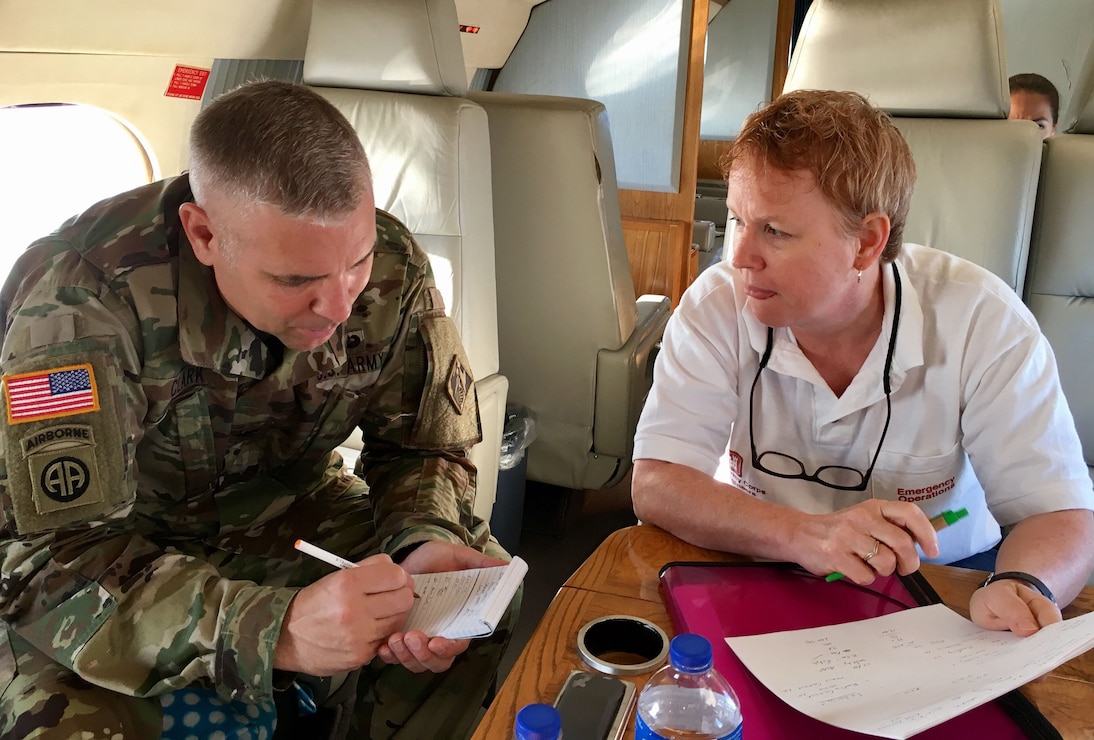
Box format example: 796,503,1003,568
21,423,104,514
4,363,100,425
445,356,473,414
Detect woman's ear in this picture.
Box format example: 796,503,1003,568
854,212,891,269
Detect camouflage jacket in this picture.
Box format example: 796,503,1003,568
0,176,483,702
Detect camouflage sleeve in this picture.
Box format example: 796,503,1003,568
0,244,292,703
354,223,488,556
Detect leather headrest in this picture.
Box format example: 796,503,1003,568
783,0,1008,118
303,0,467,96
1062,44,1094,134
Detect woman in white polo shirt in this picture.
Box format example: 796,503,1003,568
632,90,1094,635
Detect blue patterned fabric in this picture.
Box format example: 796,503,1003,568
160,687,277,740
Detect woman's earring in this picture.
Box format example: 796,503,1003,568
857,269,862,284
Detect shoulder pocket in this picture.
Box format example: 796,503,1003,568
408,313,481,451
1,343,132,535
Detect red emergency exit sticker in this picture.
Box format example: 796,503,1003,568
165,65,211,100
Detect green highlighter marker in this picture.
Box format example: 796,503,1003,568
825,507,970,582
930,507,970,530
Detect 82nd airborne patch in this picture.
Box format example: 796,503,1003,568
22,423,104,515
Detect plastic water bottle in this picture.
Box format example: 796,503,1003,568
514,703,562,740
635,633,743,739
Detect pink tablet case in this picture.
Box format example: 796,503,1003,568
659,562,1059,739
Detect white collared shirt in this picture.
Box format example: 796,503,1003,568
634,243,1094,564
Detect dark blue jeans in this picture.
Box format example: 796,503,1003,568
947,546,1000,572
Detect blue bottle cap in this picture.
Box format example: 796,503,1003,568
669,633,714,672
515,703,562,740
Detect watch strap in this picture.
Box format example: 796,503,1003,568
979,571,1057,605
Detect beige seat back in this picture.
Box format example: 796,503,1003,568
469,92,671,491
784,0,1042,294
304,0,506,521
1027,60,1094,586
1026,52,1094,473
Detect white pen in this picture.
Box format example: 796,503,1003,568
295,539,357,569
294,539,420,598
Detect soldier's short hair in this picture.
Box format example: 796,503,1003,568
720,90,916,263
189,80,371,220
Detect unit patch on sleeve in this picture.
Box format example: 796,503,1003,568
446,356,473,415
1,348,129,535
408,313,481,450
21,424,104,515
4,363,100,425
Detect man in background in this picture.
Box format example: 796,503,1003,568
1009,72,1060,138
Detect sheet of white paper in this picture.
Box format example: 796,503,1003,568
725,603,1094,739
403,556,527,639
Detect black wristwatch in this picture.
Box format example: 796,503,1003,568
979,571,1057,605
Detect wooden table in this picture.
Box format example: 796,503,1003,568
471,524,1094,739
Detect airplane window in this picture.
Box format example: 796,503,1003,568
0,103,156,284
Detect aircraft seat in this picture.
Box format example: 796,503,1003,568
1026,51,1094,492
468,92,671,491
783,0,1042,295
302,0,507,522
692,218,721,277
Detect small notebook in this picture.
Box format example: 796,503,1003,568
403,556,527,639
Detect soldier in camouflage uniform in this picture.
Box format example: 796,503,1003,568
0,80,516,739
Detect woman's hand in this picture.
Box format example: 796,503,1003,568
797,500,940,583
970,579,1061,636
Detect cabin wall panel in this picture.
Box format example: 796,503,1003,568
622,218,688,306
0,53,208,177
202,60,304,107
492,0,692,193
700,0,779,141
618,0,707,306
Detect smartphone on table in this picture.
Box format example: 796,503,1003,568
553,669,636,740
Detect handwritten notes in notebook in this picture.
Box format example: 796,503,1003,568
725,603,1094,739
403,556,527,639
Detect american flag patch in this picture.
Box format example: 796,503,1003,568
4,364,100,425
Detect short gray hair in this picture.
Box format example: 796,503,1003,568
189,80,371,219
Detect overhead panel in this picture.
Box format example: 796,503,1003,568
2,0,547,72
0,0,313,59
455,0,550,69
